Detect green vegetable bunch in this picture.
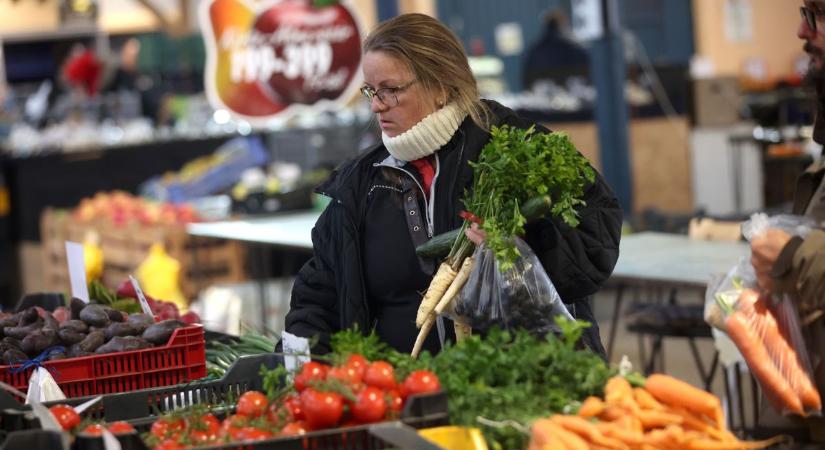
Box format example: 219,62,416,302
457,125,595,271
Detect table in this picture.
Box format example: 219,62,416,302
187,211,320,330
606,232,750,384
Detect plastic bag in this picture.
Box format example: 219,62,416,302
26,367,66,404
705,213,821,417
451,237,573,335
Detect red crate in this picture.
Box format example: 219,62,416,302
0,325,206,398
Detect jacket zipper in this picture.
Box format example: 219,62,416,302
374,155,440,237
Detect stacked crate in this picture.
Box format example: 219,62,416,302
41,209,245,300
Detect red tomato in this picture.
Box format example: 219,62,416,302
351,386,387,424
49,404,80,431
237,426,273,441
150,417,185,439
346,354,368,378
402,370,441,397
386,389,404,413
363,361,396,390
280,421,309,436
284,395,305,421
328,365,362,385
80,423,105,436
201,413,221,436
189,429,213,444
153,440,183,450
220,414,248,439
300,388,344,429
237,391,268,417
294,361,329,392
107,421,136,435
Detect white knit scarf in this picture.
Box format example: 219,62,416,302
382,103,467,162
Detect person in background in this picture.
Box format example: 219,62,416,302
750,1,825,442
522,10,590,91
282,13,622,357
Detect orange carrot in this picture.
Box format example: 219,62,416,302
684,435,785,450
596,422,644,446
634,387,665,411
528,418,568,450
636,409,683,429
751,297,821,412
645,374,723,423
551,415,629,450
598,406,624,422
578,396,605,418
535,419,589,450
605,376,634,405
667,407,731,442
724,312,804,415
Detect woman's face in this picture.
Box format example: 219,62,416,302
362,51,440,137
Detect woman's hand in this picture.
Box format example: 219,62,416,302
751,228,791,292
464,223,486,246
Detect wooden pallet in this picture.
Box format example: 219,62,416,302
41,209,246,300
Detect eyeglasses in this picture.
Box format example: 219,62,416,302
360,80,416,107
801,5,825,32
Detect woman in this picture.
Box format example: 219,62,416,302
284,13,622,357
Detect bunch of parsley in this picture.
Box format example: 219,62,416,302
460,125,595,271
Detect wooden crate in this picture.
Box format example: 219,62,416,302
41,209,246,300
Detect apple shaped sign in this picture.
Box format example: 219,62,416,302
200,0,363,123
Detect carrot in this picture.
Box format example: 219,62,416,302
533,418,588,450
578,396,605,418
645,374,723,423
596,422,644,446
434,256,474,315
598,406,624,422
667,407,731,442
454,322,471,341
605,376,634,405
551,415,629,450
751,297,821,412
636,409,683,429
634,387,665,411
415,262,457,327
724,312,804,415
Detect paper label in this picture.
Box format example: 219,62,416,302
65,241,89,302
281,331,310,373
129,275,155,315
27,367,66,404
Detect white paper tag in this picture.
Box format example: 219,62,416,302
281,331,310,374
129,275,154,315
101,429,122,450
65,241,89,303
74,395,102,414
26,367,66,404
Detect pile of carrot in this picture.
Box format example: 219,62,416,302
721,289,821,416
528,374,783,450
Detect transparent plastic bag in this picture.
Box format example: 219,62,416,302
705,213,821,417
450,237,573,335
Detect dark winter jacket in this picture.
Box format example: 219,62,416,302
283,100,622,356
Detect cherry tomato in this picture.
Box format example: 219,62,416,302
80,423,106,436
236,391,268,417
363,361,396,390
189,429,214,444
237,426,273,441
351,386,387,424
294,361,329,392
107,421,136,435
386,389,404,413
49,404,80,431
402,370,441,397
201,413,221,435
153,440,183,450
280,421,309,436
300,388,344,429
328,365,362,385
150,417,185,439
346,354,369,378
220,414,248,439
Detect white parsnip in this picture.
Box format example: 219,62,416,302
434,257,474,316
411,318,434,358
415,262,457,328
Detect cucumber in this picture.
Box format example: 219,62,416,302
415,195,552,259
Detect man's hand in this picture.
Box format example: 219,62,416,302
751,228,792,292
464,223,486,245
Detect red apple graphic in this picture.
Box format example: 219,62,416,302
252,0,361,105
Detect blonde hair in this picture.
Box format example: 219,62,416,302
363,13,491,131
